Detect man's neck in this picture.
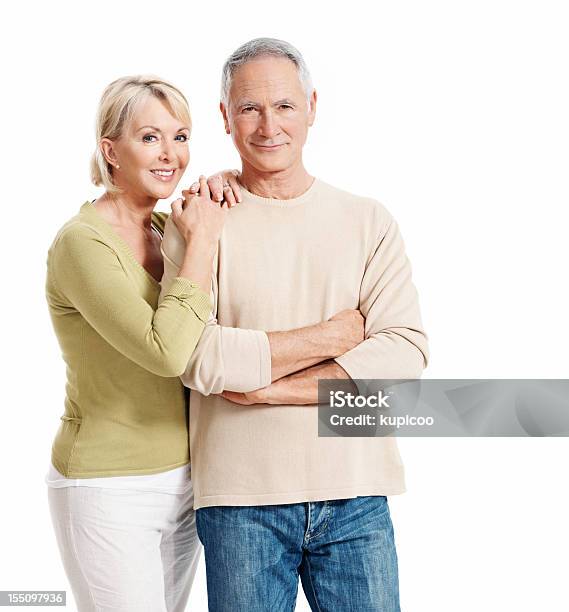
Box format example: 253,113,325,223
239,162,314,200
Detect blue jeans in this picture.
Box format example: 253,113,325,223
196,496,400,611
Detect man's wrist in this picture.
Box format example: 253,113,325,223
306,321,335,359
255,384,277,404
318,320,346,358
256,379,295,405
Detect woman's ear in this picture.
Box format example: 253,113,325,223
100,138,120,168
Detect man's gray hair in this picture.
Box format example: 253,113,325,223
220,38,313,106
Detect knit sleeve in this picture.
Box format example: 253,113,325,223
160,217,272,394
49,223,212,377
335,214,429,380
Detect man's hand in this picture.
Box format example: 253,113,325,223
266,309,365,383
185,169,242,207
220,388,268,406
326,309,365,356
220,361,355,406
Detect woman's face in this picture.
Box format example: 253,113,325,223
104,95,190,201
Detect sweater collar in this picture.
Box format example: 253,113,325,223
239,178,320,208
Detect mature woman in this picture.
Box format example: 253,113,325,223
45,74,364,612
45,75,228,612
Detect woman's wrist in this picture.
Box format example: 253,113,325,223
177,240,217,292
183,235,217,259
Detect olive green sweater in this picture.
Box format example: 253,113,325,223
46,202,212,477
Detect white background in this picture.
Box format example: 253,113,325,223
1,0,568,610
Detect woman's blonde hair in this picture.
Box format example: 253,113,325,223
90,75,191,194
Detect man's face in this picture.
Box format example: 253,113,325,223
221,56,316,175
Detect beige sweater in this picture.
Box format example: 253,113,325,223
160,179,428,509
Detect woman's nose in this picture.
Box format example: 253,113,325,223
158,141,174,161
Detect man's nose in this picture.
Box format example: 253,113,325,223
258,110,280,138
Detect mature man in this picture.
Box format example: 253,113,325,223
161,38,428,612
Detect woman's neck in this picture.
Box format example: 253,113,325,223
94,191,157,230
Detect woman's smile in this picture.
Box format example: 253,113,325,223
150,168,177,181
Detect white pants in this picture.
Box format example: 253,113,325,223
48,485,201,611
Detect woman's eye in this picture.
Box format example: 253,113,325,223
175,134,188,142
142,134,158,143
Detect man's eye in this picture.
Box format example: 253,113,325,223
142,134,158,143
242,106,256,113
175,134,188,142
279,105,293,110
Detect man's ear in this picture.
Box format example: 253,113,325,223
100,138,119,167
308,89,317,127
220,102,231,134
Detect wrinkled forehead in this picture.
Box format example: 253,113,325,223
229,57,305,105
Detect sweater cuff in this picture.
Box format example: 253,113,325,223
255,331,272,388
164,277,212,323
334,353,359,382
219,329,272,392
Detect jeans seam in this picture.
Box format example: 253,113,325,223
305,556,323,612
305,501,331,542
303,502,312,544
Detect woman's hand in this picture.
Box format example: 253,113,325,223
171,175,228,245
185,169,242,207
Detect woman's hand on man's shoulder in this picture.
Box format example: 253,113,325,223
183,169,241,208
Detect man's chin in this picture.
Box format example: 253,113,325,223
248,158,294,175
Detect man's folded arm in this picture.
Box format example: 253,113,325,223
159,217,353,395
334,214,428,381
232,210,429,406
